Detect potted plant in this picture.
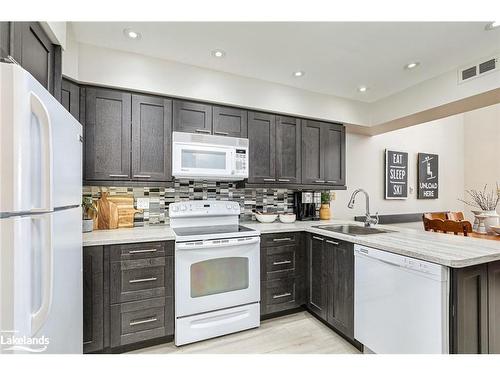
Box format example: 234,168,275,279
82,196,98,233
319,191,331,220
459,183,499,233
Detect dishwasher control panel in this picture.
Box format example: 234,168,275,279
354,245,446,278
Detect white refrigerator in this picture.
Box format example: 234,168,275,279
0,62,83,354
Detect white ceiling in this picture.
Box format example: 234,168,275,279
70,22,500,103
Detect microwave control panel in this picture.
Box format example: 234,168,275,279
235,149,248,173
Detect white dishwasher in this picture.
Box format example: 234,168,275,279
354,245,449,354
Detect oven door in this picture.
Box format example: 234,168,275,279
175,236,260,317
172,142,235,179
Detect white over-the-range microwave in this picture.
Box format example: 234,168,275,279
172,131,249,181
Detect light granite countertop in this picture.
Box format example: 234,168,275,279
83,219,500,268
83,225,176,247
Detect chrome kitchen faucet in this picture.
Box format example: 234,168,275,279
348,188,379,227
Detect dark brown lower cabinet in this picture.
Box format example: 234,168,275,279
307,234,355,342
307,235,327,320
488,261,500,353
450,261,500,354
325,239,354,338
260,233,305,316
83,246,104,353
110,297,174,348
83,241,174,353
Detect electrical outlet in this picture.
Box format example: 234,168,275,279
136,198,149,210
330,191,336,201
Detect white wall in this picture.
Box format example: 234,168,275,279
64,42,370,126
463,103,500,220
332,114,466,229
40,22,67,50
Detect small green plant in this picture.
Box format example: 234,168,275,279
82,196,97,219
321,191,331,205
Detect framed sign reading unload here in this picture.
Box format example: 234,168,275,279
385,149,408,200
418,153,439,199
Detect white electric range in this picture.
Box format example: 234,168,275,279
169,200,261,346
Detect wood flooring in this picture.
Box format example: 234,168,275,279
131,311,360,354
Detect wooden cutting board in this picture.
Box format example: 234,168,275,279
96,192,119,230
107,195,143,228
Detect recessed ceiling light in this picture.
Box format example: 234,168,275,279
123,28,141,40
293,71,304,77
485,21,500,30
404,62,420,70
211,49,226,58
358,86,368,93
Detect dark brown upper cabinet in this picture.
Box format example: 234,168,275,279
301,120,323,185
173,100,212,134
61,78,80,121
9,22,61,97
324,124,346,186
301,120,345,186
248,112,276,183
248,113,303,185
276,116,301,184
0,22,9,59
85,88,132,181
131,94,172,182
213,106,248,138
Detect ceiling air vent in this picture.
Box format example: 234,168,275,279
458,56,499,84
461,66,477,81
479,58,496,74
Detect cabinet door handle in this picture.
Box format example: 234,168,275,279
312,236,324,241
129,317,158,326
327,180,337,183
278,179,290,182
273,292,292,299
263,178,276,182
314,180,325,183
273,237,292,242
195,129,211,134
129,277,157,284
109,174,128,178
128,248,158,254
214,131,228,136
326,240,340,245
273,260,292,265
133,174,151,178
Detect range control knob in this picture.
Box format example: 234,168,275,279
233,203,239,210
226,204,232,209
180,204,187,211
171,206,179,212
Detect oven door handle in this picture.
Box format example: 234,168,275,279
177,236,260,250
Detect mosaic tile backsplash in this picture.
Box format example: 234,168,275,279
83,181,295,226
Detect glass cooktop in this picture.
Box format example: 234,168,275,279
172,225,256,238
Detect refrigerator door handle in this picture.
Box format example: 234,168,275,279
31,214,54,335
30,92,53,213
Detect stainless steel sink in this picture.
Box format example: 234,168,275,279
312,224,394,236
